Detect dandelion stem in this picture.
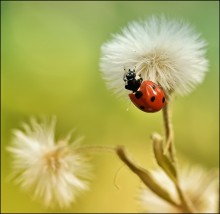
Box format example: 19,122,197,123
162,102,197,213
116,146,181,208
76,145,116,153
162,102,175,163
175,183,197,213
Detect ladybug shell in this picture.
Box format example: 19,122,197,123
129,80,166,113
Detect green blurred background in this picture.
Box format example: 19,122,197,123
1,1,219,213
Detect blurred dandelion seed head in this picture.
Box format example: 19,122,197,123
7,117,92,209
100,15,208,97
139,166,219,213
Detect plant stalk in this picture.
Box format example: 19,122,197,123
175,183,197,213
162,102,176,164
162,101,197,213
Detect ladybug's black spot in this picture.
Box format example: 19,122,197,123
139,106,145,110
152,85,156,90
135,91,143,99
162,97,165,103
151,96,155,102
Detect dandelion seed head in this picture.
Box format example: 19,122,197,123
100,15,208,97
7,117,92,209
138,166,219,213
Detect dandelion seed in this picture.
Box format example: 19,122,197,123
100,15,208,97
7,117,92,209
138,166,219,213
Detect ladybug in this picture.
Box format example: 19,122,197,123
123,68,166,113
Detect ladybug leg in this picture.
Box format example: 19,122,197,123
123,68,127,82
138,73,143,82
125,84,130,90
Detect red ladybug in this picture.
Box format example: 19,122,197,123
123,69,165,113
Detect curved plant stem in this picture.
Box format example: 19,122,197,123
76,145,116,153
175,183,196,213
162,102,176,164
162,102,197,212
116,146,181,208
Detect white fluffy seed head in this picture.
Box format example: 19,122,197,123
100,15,209,98
138,166,219,213
7,117,92,209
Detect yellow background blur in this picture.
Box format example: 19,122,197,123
1,1,219,213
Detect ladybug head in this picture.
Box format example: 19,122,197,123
126,69,136,80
